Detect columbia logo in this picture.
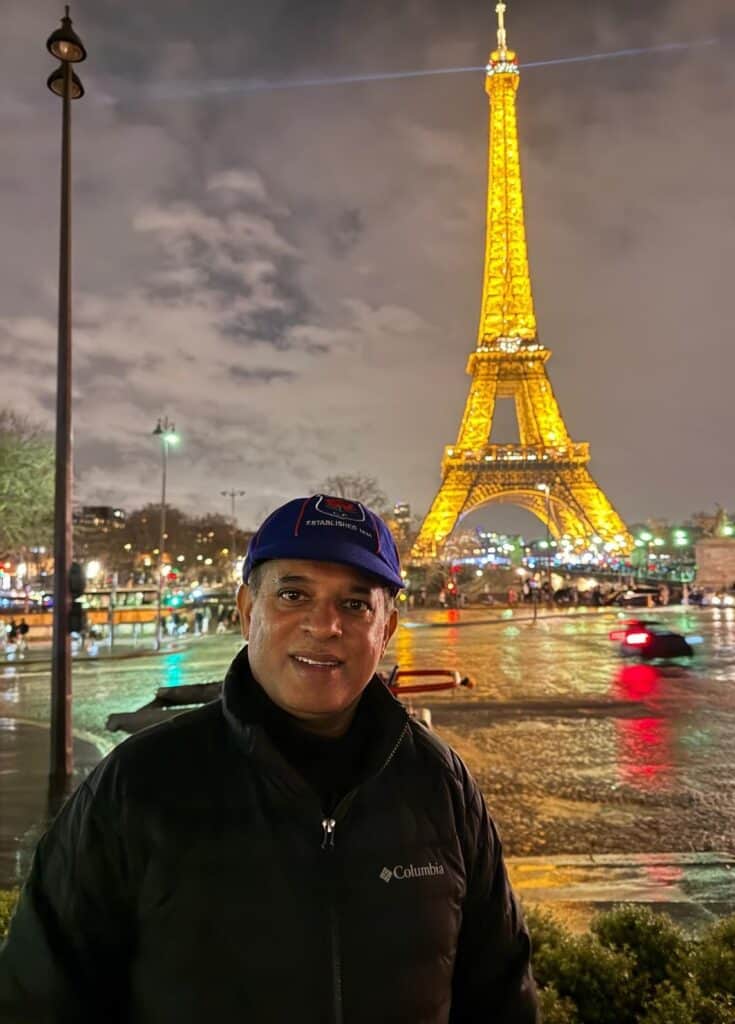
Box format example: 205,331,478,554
379,862,445,883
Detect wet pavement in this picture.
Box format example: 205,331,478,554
2,606,735,925
409,607,735,861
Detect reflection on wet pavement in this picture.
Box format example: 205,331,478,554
396,607,735,859
508,851,735,932
2,608,735,865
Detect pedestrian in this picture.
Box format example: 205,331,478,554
4,618,18,659
0,494,538,1023
16,618,29,656
194,608,204,635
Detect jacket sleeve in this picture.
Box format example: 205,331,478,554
449,758,539,1023
0,765,135,1023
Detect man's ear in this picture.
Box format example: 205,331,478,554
236,583,254,640
382,606,399,654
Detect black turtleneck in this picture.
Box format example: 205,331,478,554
248,674,376,813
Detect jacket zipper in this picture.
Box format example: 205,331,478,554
320,719,409,1023
321,817,336,849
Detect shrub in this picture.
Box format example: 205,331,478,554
592,904,691,993
538,984,580,1023
695,992,735,1024
533,929,638,1024
0,889,19,941
527,905,735,1022
524,904,567,959
694,916,735,999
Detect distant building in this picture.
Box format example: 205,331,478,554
695,539,735,591
73,506,127,563
73,506,126,530
443,529,522,567
393,502,411,540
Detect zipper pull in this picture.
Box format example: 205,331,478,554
321,817,336,850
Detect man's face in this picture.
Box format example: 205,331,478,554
237,559,398,736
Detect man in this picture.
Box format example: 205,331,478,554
17,618,30,654
0,494,538,1022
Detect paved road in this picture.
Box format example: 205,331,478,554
2,606,735,926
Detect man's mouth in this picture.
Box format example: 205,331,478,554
291,654,343,668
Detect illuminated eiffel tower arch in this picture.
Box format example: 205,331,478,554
411,4,631,562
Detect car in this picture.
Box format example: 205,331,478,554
607,586,660,608
609,619,695,660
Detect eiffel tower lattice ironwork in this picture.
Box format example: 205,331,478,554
411,4,632,561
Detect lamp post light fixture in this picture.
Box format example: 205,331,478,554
46,4,86,800
153,418,178,651
221,489,246,560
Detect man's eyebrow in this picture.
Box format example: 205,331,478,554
275,573,374,594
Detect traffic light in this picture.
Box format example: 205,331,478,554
69,600,86,634
69,562,86,599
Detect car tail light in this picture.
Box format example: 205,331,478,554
609,629,627,642
625,631,651,646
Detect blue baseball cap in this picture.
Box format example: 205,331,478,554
243,495,404,591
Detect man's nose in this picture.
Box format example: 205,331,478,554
301,600,343,638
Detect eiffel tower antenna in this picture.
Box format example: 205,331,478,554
411,13,631,562
495,1,508,61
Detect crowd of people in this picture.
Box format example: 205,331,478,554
163,603,239,637
1,617,30,657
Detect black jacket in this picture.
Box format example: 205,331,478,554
0,648,538,1023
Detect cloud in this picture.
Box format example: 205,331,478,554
207,168,269,202
1,0,733,534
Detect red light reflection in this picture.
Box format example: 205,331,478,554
615,662,660,701
612,664,673,792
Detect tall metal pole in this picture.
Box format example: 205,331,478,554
230,492,236,557
221,489,245,560
108,570,117,649
155,434,168,651
50,59,73,795
546,485,552,592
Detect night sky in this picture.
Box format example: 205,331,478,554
2,0,733,534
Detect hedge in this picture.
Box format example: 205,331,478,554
3,889,735,1021
0,889,19,941
527,904,735,1023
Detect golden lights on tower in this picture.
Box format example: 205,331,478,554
411,3,632,561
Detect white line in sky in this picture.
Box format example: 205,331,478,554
141,37,719,102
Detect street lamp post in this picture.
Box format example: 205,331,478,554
221,489,246,561
46,6,86,800
537,482,553,594
153,418,177,651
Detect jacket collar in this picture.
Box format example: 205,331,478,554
221,645,409,785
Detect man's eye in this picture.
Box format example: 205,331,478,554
344,599,371,612
278,589,304,602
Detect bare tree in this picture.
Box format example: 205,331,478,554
317,474,388,513
0,409,54,555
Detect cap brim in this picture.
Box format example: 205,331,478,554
246,537,404,590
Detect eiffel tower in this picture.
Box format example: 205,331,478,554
411,3,631,562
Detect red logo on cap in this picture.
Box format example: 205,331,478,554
316,495,366,522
